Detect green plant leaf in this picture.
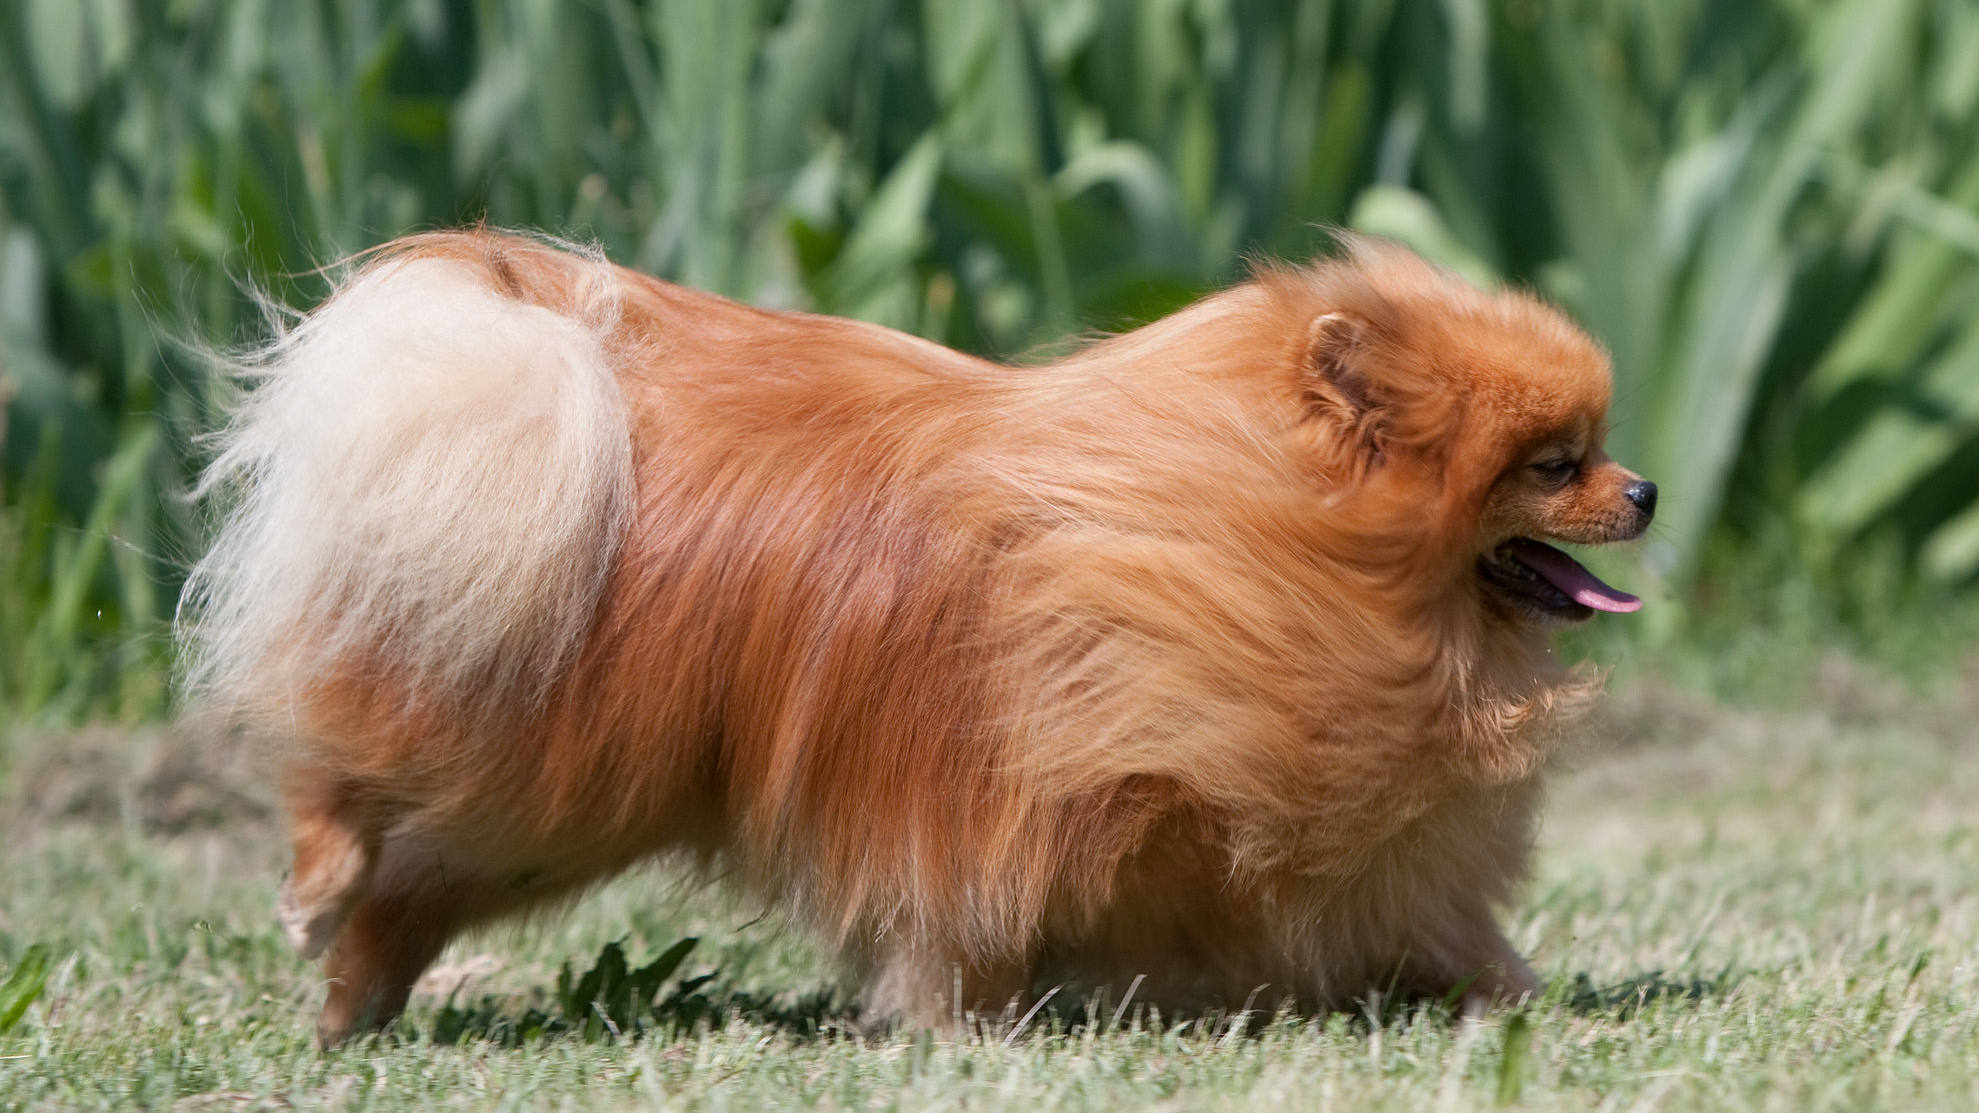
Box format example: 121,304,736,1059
1495,1009,1531,1105
0,945,51,1034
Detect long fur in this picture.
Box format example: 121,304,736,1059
183,230,1638,1043
184,240,632,714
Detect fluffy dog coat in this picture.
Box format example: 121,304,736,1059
183,231,1650,1044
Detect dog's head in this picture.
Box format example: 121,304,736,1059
1283,241,1654,626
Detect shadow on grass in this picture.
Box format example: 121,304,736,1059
1558,969,1735,1018
396,939,847,1047
391,940,1735,1050
1319,967,1736,1036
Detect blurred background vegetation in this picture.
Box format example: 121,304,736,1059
1,0,1976,724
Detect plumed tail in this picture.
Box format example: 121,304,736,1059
180,236,634,726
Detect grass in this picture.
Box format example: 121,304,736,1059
1,671,1975,1111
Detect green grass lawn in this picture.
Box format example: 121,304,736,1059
2,672,1975,1111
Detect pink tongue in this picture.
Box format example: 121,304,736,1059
1505,538,1642,613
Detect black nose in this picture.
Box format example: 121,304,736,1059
1625,480,1658,519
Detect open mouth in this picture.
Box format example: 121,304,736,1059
1477,537,1641,622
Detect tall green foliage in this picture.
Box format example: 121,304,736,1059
2,0,1976,719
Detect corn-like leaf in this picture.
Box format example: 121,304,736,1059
6,0,1979,718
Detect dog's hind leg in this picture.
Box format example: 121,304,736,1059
315,893,452,1046
313,836,493,1048
278,766,378,961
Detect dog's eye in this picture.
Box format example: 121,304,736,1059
1529,458,1578,484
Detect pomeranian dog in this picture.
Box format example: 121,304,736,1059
182,230,1654,1046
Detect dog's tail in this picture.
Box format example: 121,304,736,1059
180,234,635,727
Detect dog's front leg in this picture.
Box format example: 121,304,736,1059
860,938,1033,1037
1406,910,1540,1018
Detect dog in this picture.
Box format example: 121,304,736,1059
182,230,1654,1046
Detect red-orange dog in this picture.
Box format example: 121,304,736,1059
184,231,1653,1045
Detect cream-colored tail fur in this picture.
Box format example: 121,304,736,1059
181,245,633,720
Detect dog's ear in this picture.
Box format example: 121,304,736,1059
1300,312,1387,449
